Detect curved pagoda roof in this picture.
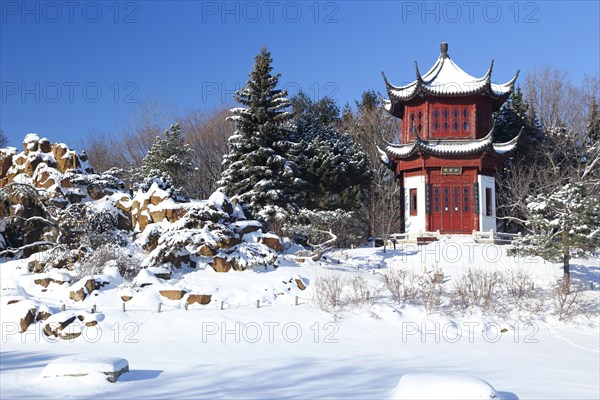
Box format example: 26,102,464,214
382,42,520,119
379,125,523,162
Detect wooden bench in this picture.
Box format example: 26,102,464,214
416,236,438,246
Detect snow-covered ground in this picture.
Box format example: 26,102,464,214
1,237,599,399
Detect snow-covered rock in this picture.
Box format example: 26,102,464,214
40,356,129,383
391,372,499,399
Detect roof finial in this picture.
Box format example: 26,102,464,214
440,42,449,58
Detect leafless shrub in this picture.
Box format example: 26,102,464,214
418,274,445,315
74,244,140,281
491,270,546,317
553,282,595,321
381,268,418,304
502,269,535,299
454,270,502,312
347,275,375,305
312,271,348,311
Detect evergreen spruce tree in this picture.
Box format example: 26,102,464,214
140,123,193,195
494,86,544,152
289,94,371,212
286,93,372,246
509,181,600,293
217,48,303,227
289,91,341,127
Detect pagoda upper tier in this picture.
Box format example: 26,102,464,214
382,42,520,120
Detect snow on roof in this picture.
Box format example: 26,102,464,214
383,126,522,160
382,43,519,104
491,130,522,155
377,146,390,165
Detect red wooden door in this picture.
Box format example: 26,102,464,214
431,184,472,233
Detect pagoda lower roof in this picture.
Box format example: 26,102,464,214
379,126,522,162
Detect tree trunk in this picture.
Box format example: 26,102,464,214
562,232,570,294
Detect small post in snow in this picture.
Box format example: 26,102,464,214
295,296,299,306
61,304,65,312
91,304,96,313
158,302,162,313
122,302,126,312
220,301,224,310
184,302,188,311
256,300,260,309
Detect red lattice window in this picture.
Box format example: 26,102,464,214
463,108,469,132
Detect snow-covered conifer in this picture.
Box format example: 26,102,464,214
217,48,303,228
141,123,193,195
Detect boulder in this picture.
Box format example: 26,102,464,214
60,330,82,340
116,210,132,231
0,152,14,178
163,252,193,269
34,278,51,288
19,308,36,333
114,197,131,213
153,271,171,280
84,279,97,295
40,356,129,383
196,244,216,257
294,276,308,291
69,288,86,302
211,256,232,273
86,184,107,200
217,235,242,249
39,138,52,153
43,313,77,337
136,212,151,231
149,209,166,224
121,295,133,302
28,260,44,273
235,220,262,235
36,310,53,321
260,235,283,252
150,193,167,206
186,294,212,305
159,290,187,300
164,207,188,222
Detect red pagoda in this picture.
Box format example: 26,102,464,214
379,42,521,234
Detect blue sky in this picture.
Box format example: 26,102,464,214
1,0,599,148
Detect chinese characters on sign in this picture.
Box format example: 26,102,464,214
441,166,462,175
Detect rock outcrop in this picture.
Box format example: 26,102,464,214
140,192,282,272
